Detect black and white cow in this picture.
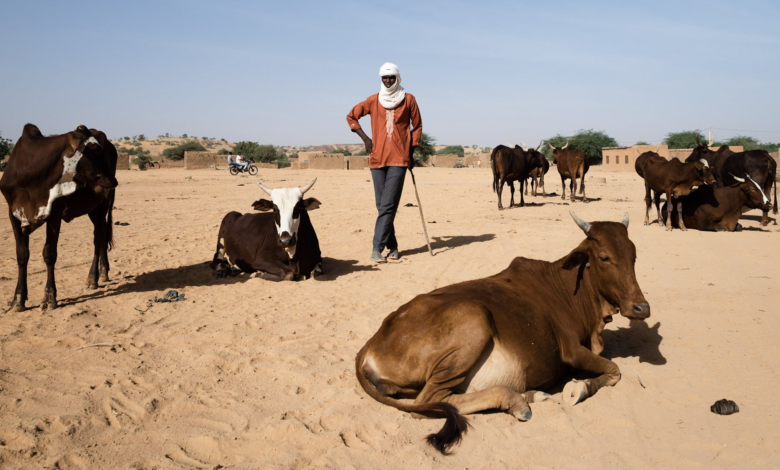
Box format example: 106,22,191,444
210,178,323,281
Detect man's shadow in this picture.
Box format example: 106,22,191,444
403,234,496,256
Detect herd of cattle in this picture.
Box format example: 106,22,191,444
0,124,776,455
489,136,777,232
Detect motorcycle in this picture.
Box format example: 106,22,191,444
229,163,258,176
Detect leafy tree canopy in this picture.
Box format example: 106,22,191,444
232,141,285,164
662,130,706,149
635,141,649,145
330,148,352,156
162,141,206,161
0,131,13,157
414,132,436,162
542,129,618,164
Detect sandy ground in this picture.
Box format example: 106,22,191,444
1,167,779,469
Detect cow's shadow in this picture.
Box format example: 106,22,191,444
403,234,496,257
742,214,776,225
57,257,377,306
601,320,666,365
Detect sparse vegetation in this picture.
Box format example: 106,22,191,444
663,130,705,149
182,134,188,138
0,131,13,157
482,147,491,154
542,129,618,164
131,154,153,169
163,141,206,161
138,134,146,141
436,144,464,158
635,141,649,145
123,137,130,141
330,148,352,156
118,146,151,157
232,141,287,165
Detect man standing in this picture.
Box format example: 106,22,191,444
347,63,423,263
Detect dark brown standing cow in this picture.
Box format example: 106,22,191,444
549,141,589,202
490,142,545,209
356,212,650,454
636,155,716,230
0,124,118,312
524,157,550,197
685,134,734,184
633,147,665,178
210,179,323,281
661,173,772,231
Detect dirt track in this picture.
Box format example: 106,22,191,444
1,167,779,469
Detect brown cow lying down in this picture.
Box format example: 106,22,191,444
661,174,772,232
210,179,322,281
356,212,650,454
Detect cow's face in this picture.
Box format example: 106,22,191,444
694,159,716,186
563,212,650,321
734,174,771,212
252,179,320,257
69,126,118,192
526,149,546,170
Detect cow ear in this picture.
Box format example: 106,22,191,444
303,198,321,211
561,242,589,270
252,199,274,211
67,134,84,151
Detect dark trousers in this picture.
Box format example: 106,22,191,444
371,166,407,252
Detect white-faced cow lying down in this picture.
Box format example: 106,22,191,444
356,212,650,454
210,179,322,281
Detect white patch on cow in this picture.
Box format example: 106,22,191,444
218,237,226,260
699,159,709,168
36,150,83,221
13,208,29,227
747,175,770,204
225,253,238,270
463,343,525,393
86,136,100,146
269,187,303,258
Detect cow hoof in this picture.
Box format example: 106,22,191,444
99,274,110,283
509,404,532,421
84,283,99,291
4,297,26,313
562,380,588,406
39,294,58,312
532,391,558,404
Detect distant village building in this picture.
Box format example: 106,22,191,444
601,144,743,170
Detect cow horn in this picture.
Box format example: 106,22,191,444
521,141,528,151
636,147,643,153
548,142,556,150
655,145,660,153
621,212,629,228
561,140,569,150
709,132,714,146
569,211,591,234
695,134,702,146
729,173,745,183
699,159,709,168
534,141,542,151
299,177,317,194
256,181,273,195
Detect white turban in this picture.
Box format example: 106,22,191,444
378,62,406,109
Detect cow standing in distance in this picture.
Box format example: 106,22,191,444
524,156,550,197
635,151,716,230
662,173,772,231
356,212,650,454
549,141,589,203
490,142,545,210
0,124,118,313
211,179,323,281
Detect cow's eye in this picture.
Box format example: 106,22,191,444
599,256,610,263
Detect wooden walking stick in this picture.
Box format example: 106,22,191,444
409,164,433,256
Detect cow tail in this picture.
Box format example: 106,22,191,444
106,189,115,251
490,148,499,193
773,175,778,214
355,348,468,455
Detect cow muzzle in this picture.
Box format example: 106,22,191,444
99,176,118,189
279,232,297,248
628,302,651,320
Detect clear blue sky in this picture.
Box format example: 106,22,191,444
1,0,778,147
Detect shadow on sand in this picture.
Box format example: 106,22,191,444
403,234,496,257
602,320,666,365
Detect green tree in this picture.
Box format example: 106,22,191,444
182,133,188,138
414,132,436,163
635,141,649,145
232,141,286,164
437,145,464,158
162,141,206,160
721,135,778,152
354,149,368,156
0,131,13,157
217,148,232,155
542,130,618,164
330,148,352,156
138,134,146,141
663,130,706,149
131,154,153,169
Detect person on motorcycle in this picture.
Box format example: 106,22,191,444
227,152,238,169
236,154,249,171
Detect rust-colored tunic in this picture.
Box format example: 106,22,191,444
346,93,423,169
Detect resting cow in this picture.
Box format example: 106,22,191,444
635,153,715,230
1,124,118,312
356,212,650,454
549,141,589,202
490,142,544,209
210,179,322,281
662,173,772,232
718,150,777,226
524,157,550,197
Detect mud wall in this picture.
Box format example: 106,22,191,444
431,154,459,168
184,151,227,170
